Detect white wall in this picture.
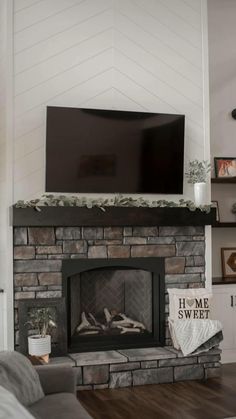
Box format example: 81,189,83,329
208,0,236,278
0,0,14,350
208,0,236,220
0,0,7,350
209,0,236,221
0,0,211,349
208,0,236,158
13,0,209,202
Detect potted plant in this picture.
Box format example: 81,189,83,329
185,160,211,206
26,307,56,360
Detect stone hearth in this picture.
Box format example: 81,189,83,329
48,347,221,390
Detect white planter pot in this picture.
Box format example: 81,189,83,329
194,182,206,206
28,335,51,357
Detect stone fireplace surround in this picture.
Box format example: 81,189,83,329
13,212,221,389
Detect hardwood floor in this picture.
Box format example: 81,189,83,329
78,364,236,419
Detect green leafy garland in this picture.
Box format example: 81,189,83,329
14,194,212,213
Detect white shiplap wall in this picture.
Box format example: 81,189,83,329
0,0,8,351
0,0,210,349
0,0,14,350
13,0,207,201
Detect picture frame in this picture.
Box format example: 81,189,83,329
214,157,236,178
211,200,220,222
18,298,67,356
221,248,236,279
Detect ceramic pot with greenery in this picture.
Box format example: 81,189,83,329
26,307,56,357
185,160,211,206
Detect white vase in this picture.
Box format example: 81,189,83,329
28,335,51,357
194,182,206,206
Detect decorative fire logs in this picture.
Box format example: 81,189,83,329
76,308,146,335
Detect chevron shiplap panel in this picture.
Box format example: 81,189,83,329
13,0,206,200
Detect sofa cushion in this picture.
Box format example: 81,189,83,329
0,385,35,419
168,288,212,321
0,351,44,407
30,393,92,419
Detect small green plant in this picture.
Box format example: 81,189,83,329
14,194,212,213
26,307,57,338
185,160,211,184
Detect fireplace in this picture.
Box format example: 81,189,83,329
13,223,208,354
13,211,222,389
62,258,165,352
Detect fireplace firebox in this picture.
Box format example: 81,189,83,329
62,258,165,352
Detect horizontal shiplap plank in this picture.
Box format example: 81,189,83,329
15,48,112,116
115,0,202,68
15,8,113,74
114,12,202,87
15,29,112,95
14,0,111,53
114,30,202,106
114,50,203,126
15,0,84,33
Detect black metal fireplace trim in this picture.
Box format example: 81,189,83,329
62,257,165,353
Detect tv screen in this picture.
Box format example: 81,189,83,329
46,107,185,194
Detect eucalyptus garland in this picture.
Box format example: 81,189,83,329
14,194,212,213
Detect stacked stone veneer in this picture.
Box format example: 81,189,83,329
13,225,206,348
48,347,221,390
13,225,222,387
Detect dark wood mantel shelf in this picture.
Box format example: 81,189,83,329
12,206,216,227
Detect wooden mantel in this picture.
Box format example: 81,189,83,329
12,206,216,227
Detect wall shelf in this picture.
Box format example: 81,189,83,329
12,206,216,227
213,222,236,228
211,177,236,184
213,277,236,285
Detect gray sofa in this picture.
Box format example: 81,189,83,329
0,351,92,419
29,365,92,419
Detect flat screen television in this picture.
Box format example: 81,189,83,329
46,107,185,194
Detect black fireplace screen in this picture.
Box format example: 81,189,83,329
71,268,152,338
62,258,165,352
